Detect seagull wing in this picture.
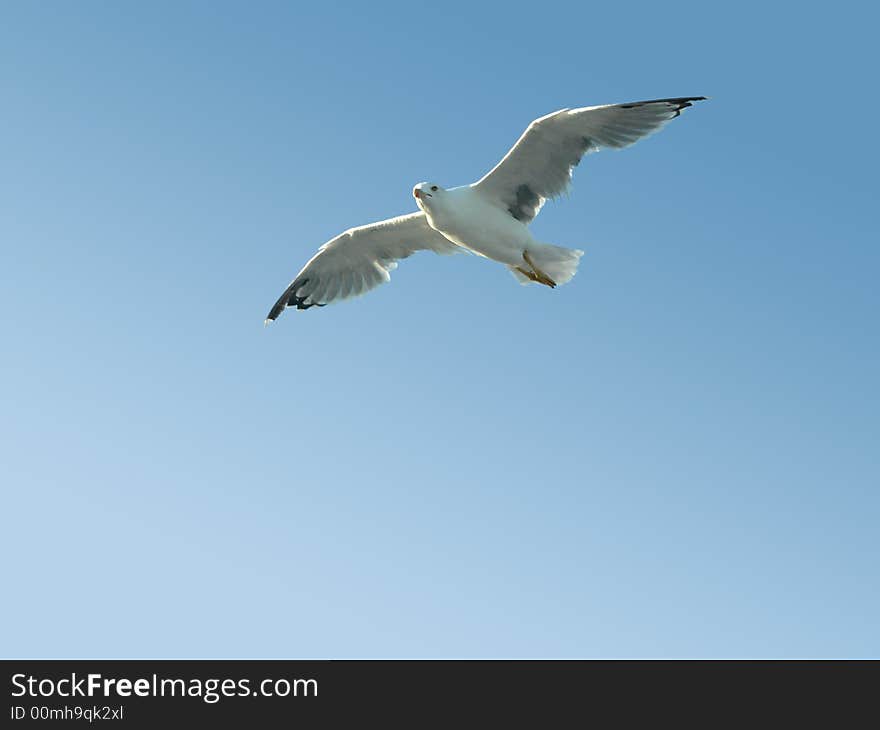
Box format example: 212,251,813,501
265,211,461,322
472,97,706,224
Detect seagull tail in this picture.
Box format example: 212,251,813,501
509,243,584,286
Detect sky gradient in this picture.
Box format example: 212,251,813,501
2,1,878,657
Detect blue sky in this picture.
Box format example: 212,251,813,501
2,1,877,657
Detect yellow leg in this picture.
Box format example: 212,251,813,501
523,251,557,288
514,265,540,282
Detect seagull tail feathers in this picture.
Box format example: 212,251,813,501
510,243,584,286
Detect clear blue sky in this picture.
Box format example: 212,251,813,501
2,1,877,658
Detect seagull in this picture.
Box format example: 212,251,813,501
265,96,706,323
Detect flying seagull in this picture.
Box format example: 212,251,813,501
265,96,706,323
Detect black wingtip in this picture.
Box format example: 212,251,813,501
265,277,326,324
265,278,323,324
619,96,708,116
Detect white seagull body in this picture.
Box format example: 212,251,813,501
266,96,705,323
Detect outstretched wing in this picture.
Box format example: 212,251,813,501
265,212,461,322
473,97,706,223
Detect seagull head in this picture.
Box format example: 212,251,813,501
413,182,443,208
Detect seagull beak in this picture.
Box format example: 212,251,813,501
413,189,421,199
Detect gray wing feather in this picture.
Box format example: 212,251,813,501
266,212,460,322
473,97,706,223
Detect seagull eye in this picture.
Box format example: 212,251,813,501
430,186,438,192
